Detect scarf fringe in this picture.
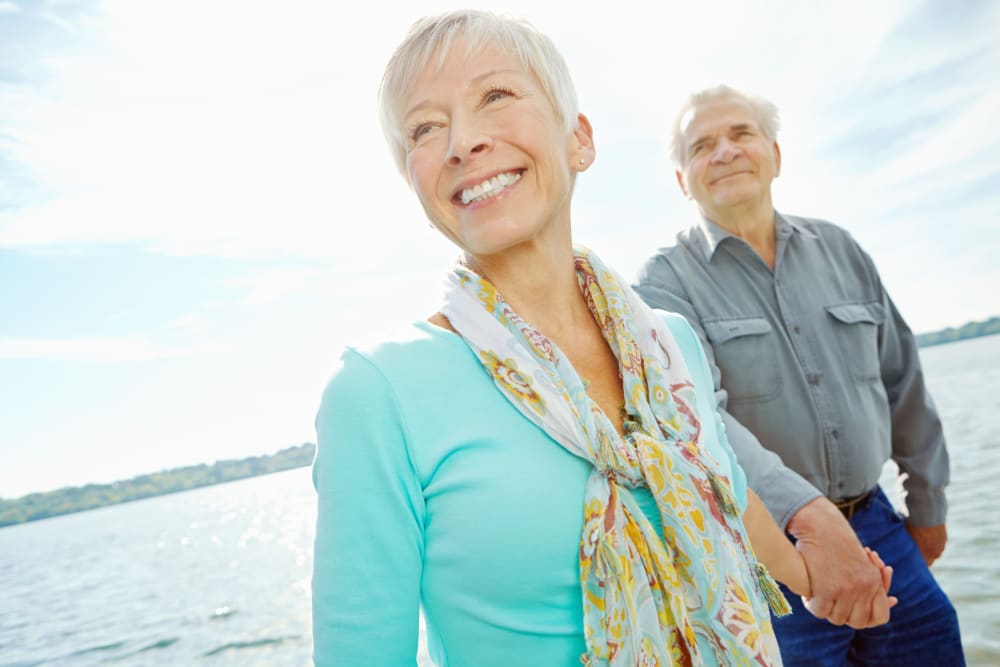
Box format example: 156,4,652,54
755,562,792,616
708,471,739,516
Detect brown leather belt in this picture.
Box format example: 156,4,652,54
834,488,875,521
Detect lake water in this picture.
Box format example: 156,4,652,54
2,334,998,666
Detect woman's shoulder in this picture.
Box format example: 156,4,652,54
320,320,473,405
341,320,462,365
650,309,699,348
650,308,690,330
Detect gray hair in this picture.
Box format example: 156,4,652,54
379,10,579,178
670,85,780,166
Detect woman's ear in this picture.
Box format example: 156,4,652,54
572,113,595,171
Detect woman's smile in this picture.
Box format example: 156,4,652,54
455,169,524,206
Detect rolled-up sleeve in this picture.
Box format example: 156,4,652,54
869,260,949,526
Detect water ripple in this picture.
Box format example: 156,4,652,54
202,634,302,656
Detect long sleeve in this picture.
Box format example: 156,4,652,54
664,311,748,514
312,348,425,667
867,258,949,526
635,277,821,529
671,314,747,512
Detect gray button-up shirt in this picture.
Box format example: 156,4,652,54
634,212,949,529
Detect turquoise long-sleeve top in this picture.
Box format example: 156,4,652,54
311,312,748,666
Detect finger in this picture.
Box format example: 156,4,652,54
866,593,892,628
882,564,897,608
805,595,834,620
846,594,878,629
866,547,886,568
882,565,893,594
845,569,885,629
803,595,841,623
827,598,853,627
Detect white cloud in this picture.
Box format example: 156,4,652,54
871,91,1000,191
0,1,20,14
0,0,997,323
0,336,224,362
0,0,902,258
226,267,329,306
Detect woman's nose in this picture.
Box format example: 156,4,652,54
446,120,492,166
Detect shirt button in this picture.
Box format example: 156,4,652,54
807,373,821,386
832,429,839,439
793,325,801,334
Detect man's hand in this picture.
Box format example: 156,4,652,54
906,523,947,566
788,497,893,628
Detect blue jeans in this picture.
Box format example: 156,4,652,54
772,487,965,666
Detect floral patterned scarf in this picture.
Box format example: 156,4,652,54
441,247,789,666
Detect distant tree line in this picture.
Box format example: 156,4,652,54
916,316,1000,348
0,443,316,528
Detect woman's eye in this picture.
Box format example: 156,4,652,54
483,87,513,104
410,124,435,142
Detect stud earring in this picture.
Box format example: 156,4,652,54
579,159,585,165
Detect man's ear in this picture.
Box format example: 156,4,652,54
773,141,782,178
675,169,691,198
572,113,595,170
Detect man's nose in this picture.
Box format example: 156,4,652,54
710,138,740,163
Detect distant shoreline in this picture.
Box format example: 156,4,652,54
0,443,315,528
915,316,1000,349
3,314,996,528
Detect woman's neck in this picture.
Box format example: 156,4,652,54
464,243,593,344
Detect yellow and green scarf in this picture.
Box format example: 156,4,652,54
441,247,789,666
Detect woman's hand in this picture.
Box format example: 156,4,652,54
802,547,898,628
742,489,898,627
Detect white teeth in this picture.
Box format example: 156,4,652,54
460,171,521,205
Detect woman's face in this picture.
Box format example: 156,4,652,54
401,41,591,258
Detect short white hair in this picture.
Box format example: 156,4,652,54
379,10,579,178
670,85,780,165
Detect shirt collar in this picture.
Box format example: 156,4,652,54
688,210,815,261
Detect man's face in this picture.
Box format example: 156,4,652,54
675,98,781,220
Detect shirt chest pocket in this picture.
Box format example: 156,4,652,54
704,317,781,404
825,302,884,383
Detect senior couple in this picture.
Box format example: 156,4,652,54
311,10,963,666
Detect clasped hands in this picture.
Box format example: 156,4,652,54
800,546,897,628
788,498,898,629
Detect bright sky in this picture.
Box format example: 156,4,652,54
2,0,998,498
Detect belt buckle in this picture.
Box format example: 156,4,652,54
835,489,872,521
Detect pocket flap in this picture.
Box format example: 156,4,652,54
826,302,884,326
704,317,772,345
